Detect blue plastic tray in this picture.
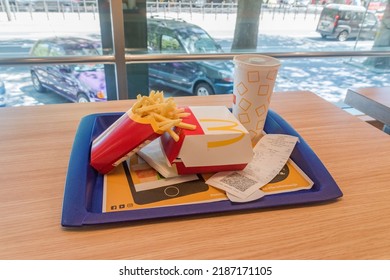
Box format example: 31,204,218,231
61,110,342,227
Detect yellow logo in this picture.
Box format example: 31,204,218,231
199,118,245,148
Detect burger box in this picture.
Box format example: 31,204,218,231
159,106,253,175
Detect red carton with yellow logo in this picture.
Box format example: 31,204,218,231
90,91,198,175
90,111,161,174
161,106,253,175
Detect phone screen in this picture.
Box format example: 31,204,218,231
122,161,209,205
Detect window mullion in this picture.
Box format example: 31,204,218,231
110,0,128,100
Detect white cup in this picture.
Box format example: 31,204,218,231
232,54,281,144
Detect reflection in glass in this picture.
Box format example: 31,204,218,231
30,37,101,57
1,1,390,107
0,63,109,106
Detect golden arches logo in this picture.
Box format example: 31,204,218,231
199,118,246,148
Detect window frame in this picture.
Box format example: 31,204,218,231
0,0,389,101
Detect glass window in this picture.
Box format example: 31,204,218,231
1,62,108,106
30,42,50,57
161,35,183,53
147,30,159,52
50,45,65,56
0,0,389,108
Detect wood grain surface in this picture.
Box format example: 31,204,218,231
345,87,390,126
1,91,389,260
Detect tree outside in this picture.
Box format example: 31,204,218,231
365,0,390,69
231,0,390,72
231,0,262,52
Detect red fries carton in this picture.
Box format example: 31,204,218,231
90,91,196,174
161,106,253,175
90,111,161,174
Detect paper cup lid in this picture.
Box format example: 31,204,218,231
234,54,280,68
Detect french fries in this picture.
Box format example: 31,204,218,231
131,91,196,141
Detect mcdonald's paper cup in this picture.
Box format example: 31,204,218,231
232,54,281,144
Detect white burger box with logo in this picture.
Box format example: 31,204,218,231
153,106,254,175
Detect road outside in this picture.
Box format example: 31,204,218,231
0,7,389,107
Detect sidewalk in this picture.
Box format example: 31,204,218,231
0,10,319,40
0,12,100,39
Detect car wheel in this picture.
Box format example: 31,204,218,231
31,72,46,93
194,83,214,96
321,34,327,39
337,30,349,42
77,93,90,103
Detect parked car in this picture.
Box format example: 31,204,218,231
30,19,232,101
29,37,106,103
179,0,207,7
279,0,295,6
147,17,234,96
316,4,379,41
0,80,6,107
294,0,310,7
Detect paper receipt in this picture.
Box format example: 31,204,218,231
205,134,298,200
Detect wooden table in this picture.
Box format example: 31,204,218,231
1,91,390,260
345,87,390,133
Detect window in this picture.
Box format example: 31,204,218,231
161,35,183,53
50,45,65,56
31,42,50,57
0,0,389,108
